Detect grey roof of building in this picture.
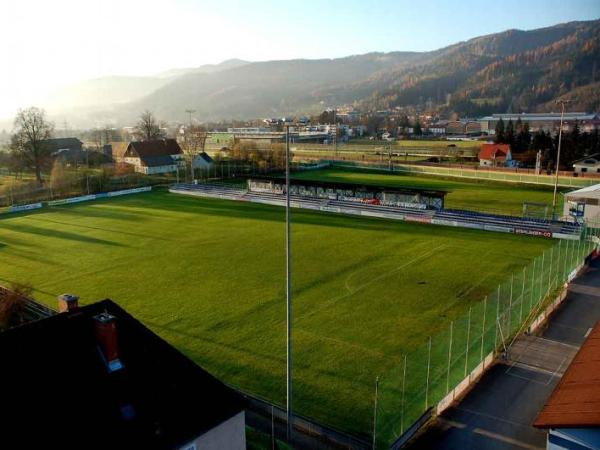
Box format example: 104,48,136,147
140,155,177,167
196,152,213,163
0,299,245,450
41,138,83,151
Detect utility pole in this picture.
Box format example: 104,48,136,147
285,125,293,443
185,109,196,182
552,100,571,218
185,109,196,126
333,108,337,159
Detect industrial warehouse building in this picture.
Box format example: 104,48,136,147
479,113,600,135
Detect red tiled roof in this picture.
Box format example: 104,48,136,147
534,321,600,428
479,143,510,161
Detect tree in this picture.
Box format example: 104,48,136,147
181,125,208,181
413,120,422,136
11,107,54,186
494,118,505,143
505,119,515,149
134,110,164,141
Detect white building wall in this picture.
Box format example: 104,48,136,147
179,411,246,450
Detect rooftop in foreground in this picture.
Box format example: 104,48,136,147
0,298,245,449
534,321,600,428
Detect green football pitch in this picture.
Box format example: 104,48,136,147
0,188,553,435
293,168,562,215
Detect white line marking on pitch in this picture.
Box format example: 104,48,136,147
585,327,593,337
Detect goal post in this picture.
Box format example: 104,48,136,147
522,202,550,220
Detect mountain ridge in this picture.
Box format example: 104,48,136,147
44,19,600,125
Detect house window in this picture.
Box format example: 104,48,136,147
581,168,588,173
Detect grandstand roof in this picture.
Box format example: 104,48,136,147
565,184,600,200
251,176,448,198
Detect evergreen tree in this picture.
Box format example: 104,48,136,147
414,120,422,136
494,118,505,143
506,119,515,149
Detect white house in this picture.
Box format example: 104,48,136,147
122,139,184,175
572,153,600,174
192,152,214,169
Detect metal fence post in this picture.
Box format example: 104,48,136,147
530,258,536,314
400,354,407,435
508,274,514,335
519,267,526,324
446,321,453,393
425,336,432,410
481,296,487,361
547,246,554,297
564,239,569,282
494,286,500,349
465,307,471,377
540,251,545,304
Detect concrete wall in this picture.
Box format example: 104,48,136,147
179,411,246,450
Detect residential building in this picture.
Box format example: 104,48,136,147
445,121,465,135
478,143,512,167
123,139,184,175
192,151,214,169
534,321,600,450
465,121,481,135
573,154,600,174
0,297,246,450
427,121,447,136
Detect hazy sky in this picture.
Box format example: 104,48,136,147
1,0,599,119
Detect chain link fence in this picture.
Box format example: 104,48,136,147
374,224,599,448
326,160,598,188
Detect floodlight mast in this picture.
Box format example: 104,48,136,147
285,125,293,442
552,100,571,217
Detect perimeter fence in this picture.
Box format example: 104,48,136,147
374,222,600,448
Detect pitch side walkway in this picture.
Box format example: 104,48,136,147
406,259,600,450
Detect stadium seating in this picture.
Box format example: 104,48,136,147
170,183,581,239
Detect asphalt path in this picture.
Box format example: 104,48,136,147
406,258,600,450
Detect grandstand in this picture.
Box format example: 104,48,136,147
171,180,581,239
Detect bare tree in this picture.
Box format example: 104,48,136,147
11,107,54,185
134,110,164,141
181,125,208,180
0,283,32,330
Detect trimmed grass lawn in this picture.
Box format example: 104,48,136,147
0,190,553,435
293,168,562,215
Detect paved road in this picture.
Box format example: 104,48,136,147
406,259,600,450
